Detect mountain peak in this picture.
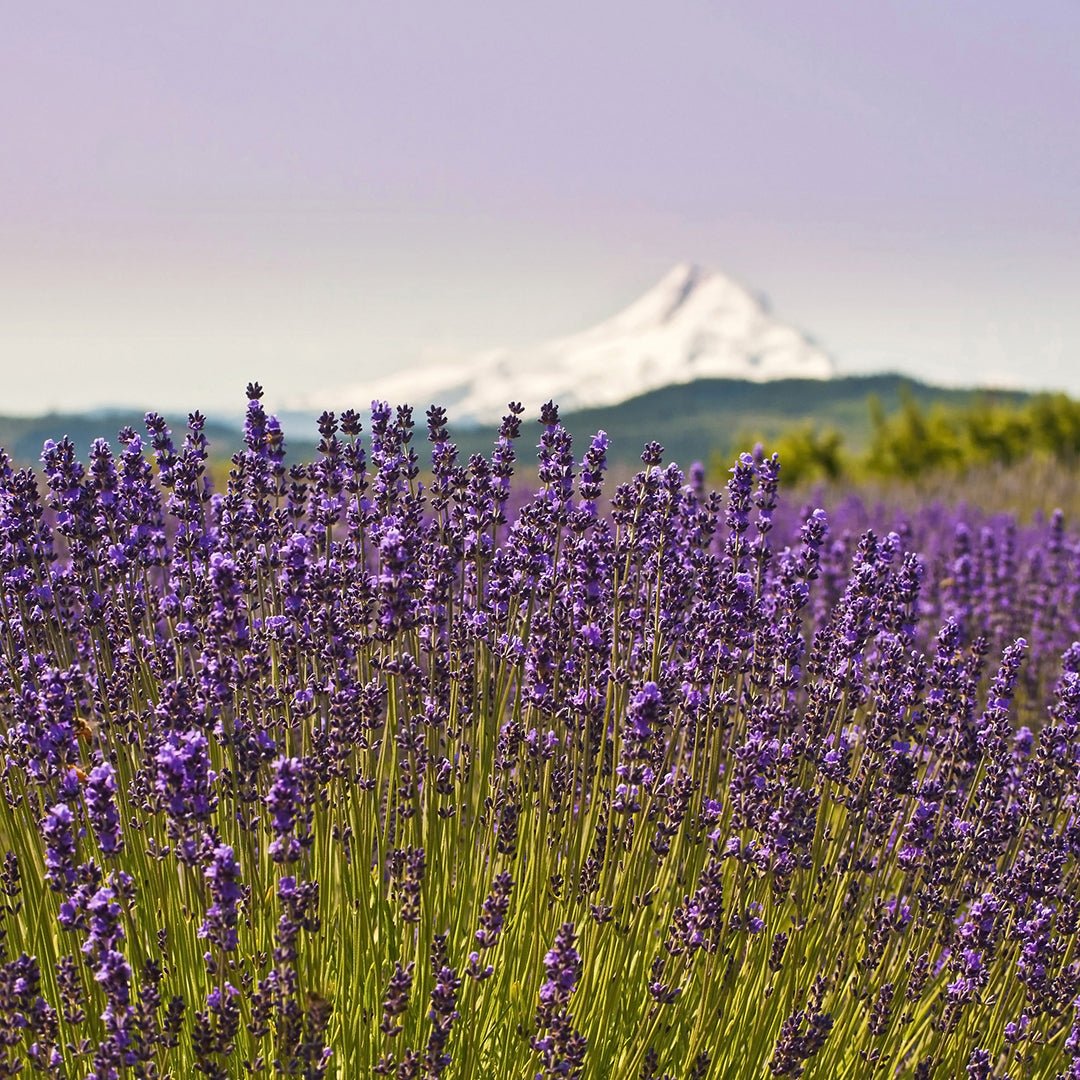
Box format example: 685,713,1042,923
615,262,708,328
317,264,835,424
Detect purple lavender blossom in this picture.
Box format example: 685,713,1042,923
85,762,123,857
266,756,312,864
533,923,586,1079
380,962,414,1037
199,844,243,953
475,871,513,949
154,730,217,822
41,803,78,892
539,923,581,1009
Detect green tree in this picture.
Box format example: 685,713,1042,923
770,424,846,485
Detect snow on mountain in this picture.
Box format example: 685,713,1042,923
322,263,834,425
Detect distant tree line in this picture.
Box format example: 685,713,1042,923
730,391,1080,486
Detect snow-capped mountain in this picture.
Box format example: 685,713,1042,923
328,263,834,425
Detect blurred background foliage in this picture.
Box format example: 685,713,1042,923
718,390,1080,499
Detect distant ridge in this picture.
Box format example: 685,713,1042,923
441,373,1031,470
0,411,241,466
309,263,835,424
0,375,1034,470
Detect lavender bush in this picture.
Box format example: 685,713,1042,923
2,384,1080,1077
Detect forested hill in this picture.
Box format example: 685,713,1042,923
0,410,242,466
446,373,1031,468
0,374,1035,470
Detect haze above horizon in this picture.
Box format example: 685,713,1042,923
2,1,1078,416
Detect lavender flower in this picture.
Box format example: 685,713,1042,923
534,924,586,1079
199,844,243,952
154,729,218,861
475,871,513,949
266,756,312,864
41,803,78,893
539,923,581,1010
85,762,123,857
380,962,414,1037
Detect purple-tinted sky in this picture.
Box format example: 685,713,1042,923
2,1,1078,414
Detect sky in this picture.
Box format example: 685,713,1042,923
2,0,1079,416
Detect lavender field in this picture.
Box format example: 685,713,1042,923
3,385,1080,1078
